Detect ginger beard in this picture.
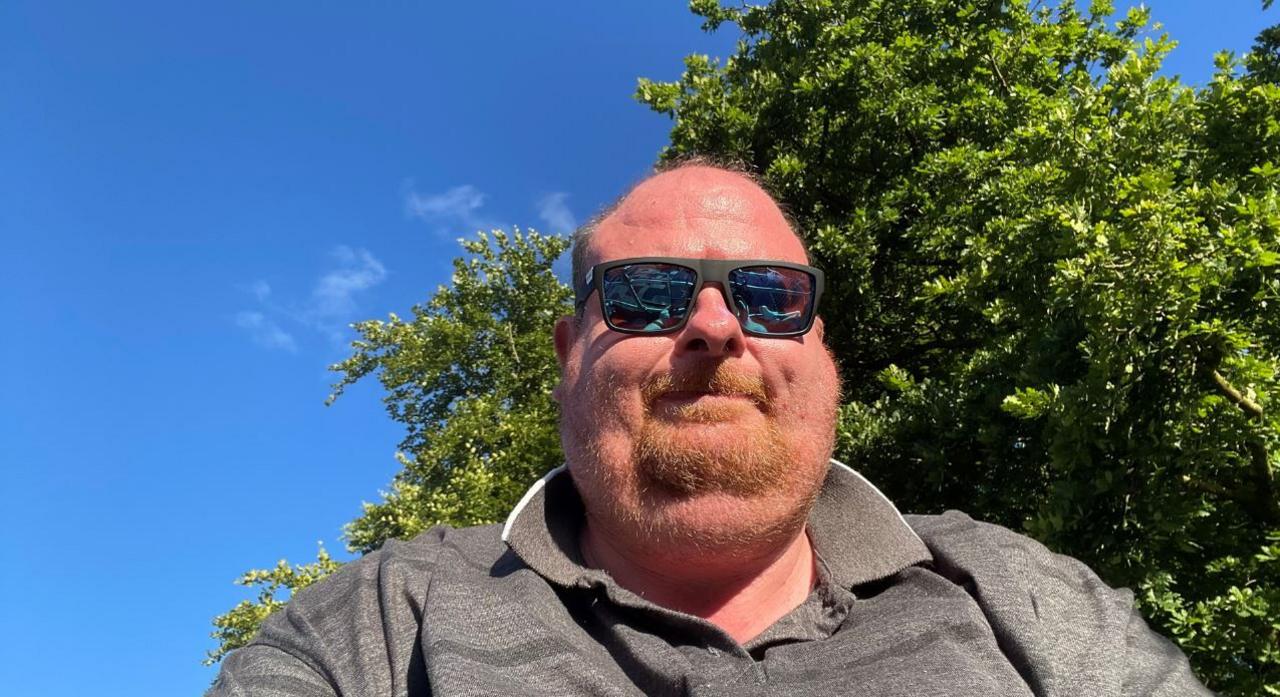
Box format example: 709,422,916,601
636,365,785,498
562,353,841,552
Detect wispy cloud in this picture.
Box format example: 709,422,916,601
405,183,499,233
311,246,388,321
235,310,298,352
235,246,389,352
536,192,576,234
247,280,272,303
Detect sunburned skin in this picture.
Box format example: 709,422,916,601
552,165,842,643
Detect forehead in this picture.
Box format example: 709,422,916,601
587,167,807,266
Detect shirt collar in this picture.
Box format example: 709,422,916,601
502,459,931,590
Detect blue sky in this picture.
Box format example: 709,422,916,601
0,2,1272,695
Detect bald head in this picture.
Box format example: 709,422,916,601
571,164,807,302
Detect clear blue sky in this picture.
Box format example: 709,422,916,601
0,2,1271,695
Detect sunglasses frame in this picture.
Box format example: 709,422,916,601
576,256,825,337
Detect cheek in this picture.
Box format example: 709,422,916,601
569,338,656,425
763,342,839,420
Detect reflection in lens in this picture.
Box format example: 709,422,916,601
728,266,814,335
602,264,696,331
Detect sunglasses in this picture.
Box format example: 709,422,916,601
575,257,825,337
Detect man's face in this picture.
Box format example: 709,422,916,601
554,166,841,551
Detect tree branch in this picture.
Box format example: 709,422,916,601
1211,370,1265,419
1186,476,1233,497
1209,370,1278,524
987,52,1012,95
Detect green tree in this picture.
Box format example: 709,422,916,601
205,229,571,664
331,229,571,553
210,3,1280,693
205,546,341,666
636,0,1279,693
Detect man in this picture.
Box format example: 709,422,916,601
210,163,1211,696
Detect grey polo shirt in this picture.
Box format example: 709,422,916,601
210,461,1211,696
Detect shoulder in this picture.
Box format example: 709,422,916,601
368,521,508,583
902,512,1132,644
903,511,1211,695
904,510,1125,606
290,523,502,598
270,522,505,625
903,512,1136,691
212,524,504,694
225,524,506,691
906,508,1052,555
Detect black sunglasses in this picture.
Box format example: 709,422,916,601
575,257,825,337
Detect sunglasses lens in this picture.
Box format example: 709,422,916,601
600,263,697,332
728,266,816,335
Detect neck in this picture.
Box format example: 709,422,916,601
580,521,817,645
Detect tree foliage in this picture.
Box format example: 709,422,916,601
636,1,1279,693
329,230,571,553
204,546,341,666
206,229,571,663
210,3,1280,693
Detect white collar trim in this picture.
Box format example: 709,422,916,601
500,464,567,543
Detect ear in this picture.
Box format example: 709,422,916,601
551,315,577,403
812,316,826,342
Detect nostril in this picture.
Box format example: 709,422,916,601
686,337,710,352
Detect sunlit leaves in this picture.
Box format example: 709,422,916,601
207,229,571,661
639,1,1280,692
205,3,1280,692
204,546,341,666
329,227,572,547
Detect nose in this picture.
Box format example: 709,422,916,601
674,284,745,358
